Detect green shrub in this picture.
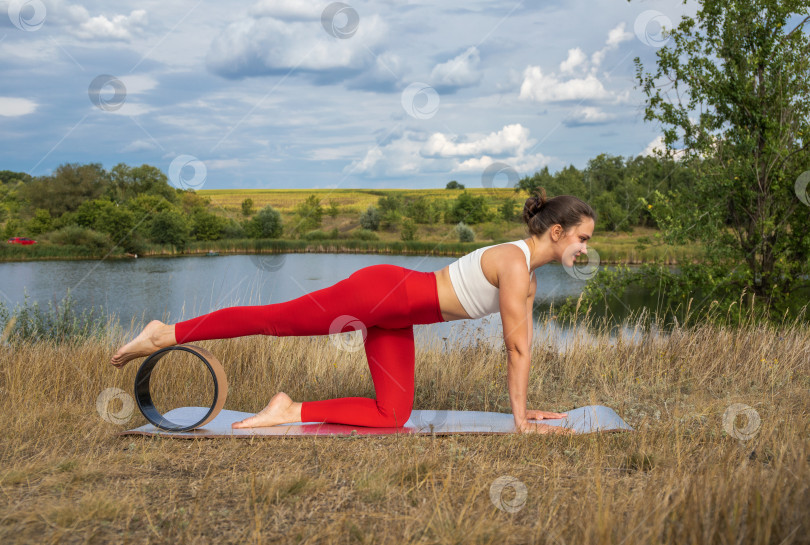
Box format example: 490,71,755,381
359,206,380,231
400,218,418,241
351,229,379,241
49,225,110,252
303,228,338,241
246,205,283,239
445,191,490,224
481,222,503,241
455,222,475,242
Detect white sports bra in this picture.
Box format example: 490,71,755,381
447,239,534,319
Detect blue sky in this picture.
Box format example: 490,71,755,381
0,0,701,190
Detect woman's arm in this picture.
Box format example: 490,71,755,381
498,259,533,427
527,271,536,348
502,266,570,434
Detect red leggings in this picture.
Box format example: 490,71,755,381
173,264,445,427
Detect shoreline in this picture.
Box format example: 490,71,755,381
0,238,693,265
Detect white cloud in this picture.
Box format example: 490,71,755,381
566,106,616,125
206,158,247,169
519,66,610,102
46,2,148,41
206,5,386,78
0,97,38,117
455,153,551,174
559,47,587,74
606,22,634,48
591,22,634,69
105,102,154,116
249,0,322,20
117,74,158,95
422,124,533,157
347,124,553,178
75,9,147,40
346,133,425,177
121,139,157,152
430,46,482,89
640,135,686,159
520,22,636,104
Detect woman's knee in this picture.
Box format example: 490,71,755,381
376,401,413,427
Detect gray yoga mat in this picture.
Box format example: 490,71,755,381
120,405,633,438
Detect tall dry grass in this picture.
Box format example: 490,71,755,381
0,310,808,544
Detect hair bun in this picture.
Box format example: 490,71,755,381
529,188,548,216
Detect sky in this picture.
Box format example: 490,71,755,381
0,0,702,190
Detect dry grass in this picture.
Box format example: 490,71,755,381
0,313,808,544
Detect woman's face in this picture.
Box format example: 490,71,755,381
555,217,595,267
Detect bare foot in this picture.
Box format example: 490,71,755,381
110,320,175,368
232,392,301,429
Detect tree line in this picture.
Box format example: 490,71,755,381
0,153,696,252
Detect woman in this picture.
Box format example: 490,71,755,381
111,188,596,434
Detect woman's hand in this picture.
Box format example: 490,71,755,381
526,409,568,421
515,419,574,435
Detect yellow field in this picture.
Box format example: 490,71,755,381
199,187,529,214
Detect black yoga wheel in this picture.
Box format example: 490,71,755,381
134,344,228,432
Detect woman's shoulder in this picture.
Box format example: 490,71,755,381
483,240,533,274
480,240,528,263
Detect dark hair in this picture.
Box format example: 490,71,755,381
522,187,596,237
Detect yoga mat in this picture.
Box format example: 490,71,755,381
120,405,633,438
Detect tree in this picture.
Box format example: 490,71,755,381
178,190,211,215
573,0,810,324
247,205,283,238
517,166,554,196
327,200,339,218
592,192,630,232
75,199,138,252
27,209,52,236
446,191,490,224
241,198,254,216
191,209,226,241
406,196,432,224
292,194,323,234
499,198,517,222
359,206,380,230
109,163,178,203
400,218,417,241
151,209,190,251
377,195,402,214
455,222,475,242
446,180,465,189
126,195,176,239
20,163,109,216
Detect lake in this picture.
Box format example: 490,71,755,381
0,253,667,351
